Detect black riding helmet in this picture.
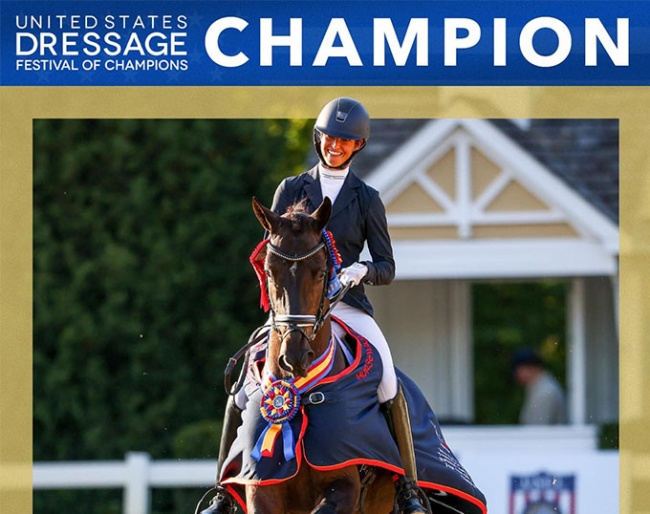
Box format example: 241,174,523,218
313,97,370,170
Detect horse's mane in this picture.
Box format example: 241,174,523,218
284,198,312,215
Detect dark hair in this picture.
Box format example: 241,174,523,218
512,348,544,369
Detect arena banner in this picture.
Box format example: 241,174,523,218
459,451,619,514
0,0,648,86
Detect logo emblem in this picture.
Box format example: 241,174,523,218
510,471,575,514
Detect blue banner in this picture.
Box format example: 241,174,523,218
1,0,648,86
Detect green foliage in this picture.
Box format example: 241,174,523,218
33,119,312,513
598,422,619,450
472,281,568,424
172,419,222,460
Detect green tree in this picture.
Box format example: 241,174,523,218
33,119,312,514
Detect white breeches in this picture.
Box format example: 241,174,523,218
331,302,398,403
234,305,398,409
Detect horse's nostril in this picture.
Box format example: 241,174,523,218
279,355,294,373
301,350,315,370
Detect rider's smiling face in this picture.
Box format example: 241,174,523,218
319,133,363,169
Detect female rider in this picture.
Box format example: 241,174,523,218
202,98,428,514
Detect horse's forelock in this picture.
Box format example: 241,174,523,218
284,198,311,215
280,199,319,235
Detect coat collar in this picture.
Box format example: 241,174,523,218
304,166,361,219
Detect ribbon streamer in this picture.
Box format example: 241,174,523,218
252,339,336,462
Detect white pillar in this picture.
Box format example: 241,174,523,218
124,452,151,514
449,280,473,421
568,278,587,425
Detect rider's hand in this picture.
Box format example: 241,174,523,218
339,262,368,287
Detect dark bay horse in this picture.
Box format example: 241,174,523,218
211,197,487,513
248,196,397,514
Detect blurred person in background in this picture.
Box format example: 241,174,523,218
513,348,567,425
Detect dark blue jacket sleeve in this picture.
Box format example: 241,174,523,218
361,191,395,286
271,178,291,215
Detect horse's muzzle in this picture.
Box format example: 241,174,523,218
279,343,314,378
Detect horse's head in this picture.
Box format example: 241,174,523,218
252,196,332,378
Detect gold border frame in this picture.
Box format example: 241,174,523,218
1,86,646,513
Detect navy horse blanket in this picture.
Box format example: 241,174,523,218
220,320,487,514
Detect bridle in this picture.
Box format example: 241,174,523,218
265,237,331,346
224,229,349,396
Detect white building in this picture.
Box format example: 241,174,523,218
342,118,620,427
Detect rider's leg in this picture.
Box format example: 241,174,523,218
200,395,242,514
383,381,429,514
331,303,397,402
331,304,429,514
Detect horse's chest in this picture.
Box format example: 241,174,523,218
250,465,360,513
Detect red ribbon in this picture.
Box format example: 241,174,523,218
249,238,271,312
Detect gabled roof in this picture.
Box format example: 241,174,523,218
347,119,619,280
489,119,619,224
350,119,619,224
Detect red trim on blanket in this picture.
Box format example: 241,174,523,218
305,455,487,514
221,406,310,489
306,453,488,514
318,316,363,384
417,481,488,514
226,461,487,514
223,485,247,514
304,453,405,476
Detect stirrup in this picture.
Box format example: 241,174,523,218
196,485,237,514
393,477,432,514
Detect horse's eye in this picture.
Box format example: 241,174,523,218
318,270,328,281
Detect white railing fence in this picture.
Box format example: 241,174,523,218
32,426,604,514
33,452,218,514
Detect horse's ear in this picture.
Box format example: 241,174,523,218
311,197,332,232
252,197,281,234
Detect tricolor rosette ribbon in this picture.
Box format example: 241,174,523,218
252,338,337,462
251,379,301,461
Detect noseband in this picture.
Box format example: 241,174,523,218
266,238,330,346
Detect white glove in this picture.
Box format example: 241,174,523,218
339,262,368,287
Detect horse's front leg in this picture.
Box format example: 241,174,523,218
246,484,285,514
311,475,360,514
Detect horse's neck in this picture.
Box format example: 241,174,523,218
313,323,333,363
309,323,348,376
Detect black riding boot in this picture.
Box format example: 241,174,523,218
383,380,431,514
199,396,242,514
